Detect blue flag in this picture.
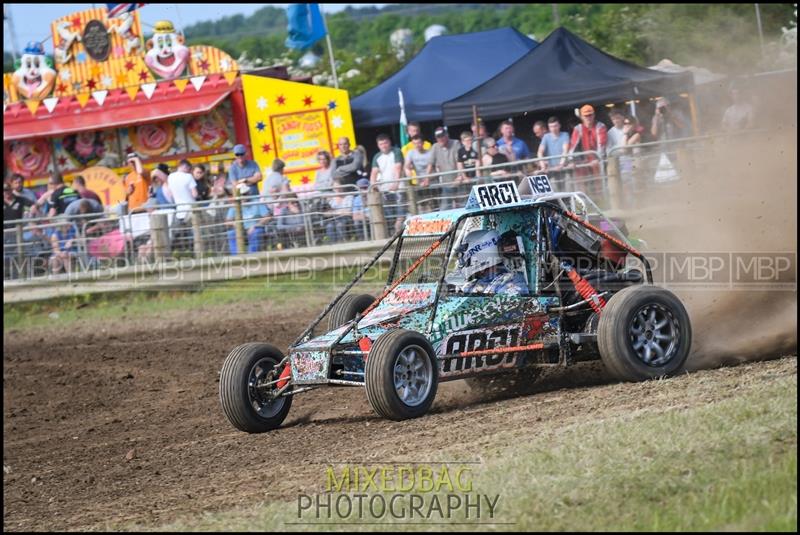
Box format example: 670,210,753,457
106,3,146,18
285,4,327,50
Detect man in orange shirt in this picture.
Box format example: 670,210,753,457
124,153,150,213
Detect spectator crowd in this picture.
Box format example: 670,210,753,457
5,89,753,277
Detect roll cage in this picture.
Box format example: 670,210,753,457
290,195,653,353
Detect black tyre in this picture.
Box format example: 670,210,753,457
328,294,376,330
219,343,293,433
598,285,692,382
466,367,543,397
365,330,438,421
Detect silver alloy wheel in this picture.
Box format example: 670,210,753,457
248,358,286,418
629,303,679,367
393,344,433,407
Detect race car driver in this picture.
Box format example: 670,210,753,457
456,229,529,296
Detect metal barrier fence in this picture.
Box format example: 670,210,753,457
0,135,737,282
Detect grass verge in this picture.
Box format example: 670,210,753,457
149,363,797,531
3,265,387,332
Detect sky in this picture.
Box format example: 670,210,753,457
3,4,384,56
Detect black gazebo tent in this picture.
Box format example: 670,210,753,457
442,27,695,126
351,27,537,128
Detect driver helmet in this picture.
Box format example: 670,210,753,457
457,229,503,281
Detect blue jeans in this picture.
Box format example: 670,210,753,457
227,227,264,254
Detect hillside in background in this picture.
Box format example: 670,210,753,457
179,3,795,96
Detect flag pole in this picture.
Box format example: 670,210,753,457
4,5,19,62
398,88,409,147
319,5,339,89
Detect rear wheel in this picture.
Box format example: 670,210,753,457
219,343,292,433
598,285,691,381
328,294,375,330
365,330,438,421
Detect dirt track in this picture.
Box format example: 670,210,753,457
2,303,797,531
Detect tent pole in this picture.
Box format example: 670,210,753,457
472,105,483,176
628,100,637,118
687,91,700,136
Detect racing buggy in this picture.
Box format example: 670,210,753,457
219,177,692,433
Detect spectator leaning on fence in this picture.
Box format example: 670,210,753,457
401,121,431,158
721,84,755,131
261,158,291,216
10,174,37,205
72,175,102,205
650,97,689,141
47,174,81,217
538,116,570,172
404,134,432,181
49,219,79,274
606,109,627,152
145,163,173,207
123,153,151,213
4,181,36,225
529,120,547,157
192,164,211,202
471,118,491,152
456,131,479,186
227,144,262,197
496,120,531,162
622,116,642,149
64,197,103,219
569,105,607,189
426,126,461,211
481,137,510,177
275,192,306,248
370,133,406,234
314,150,336,193
167,160,198,222
225,183,273,254
332,137,364,187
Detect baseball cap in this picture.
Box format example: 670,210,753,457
356,178,370,189
434,126,447,138
580,104,595,116
156,163,170,174
233,144,247,156
655,97,669,108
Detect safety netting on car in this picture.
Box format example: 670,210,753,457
387,233,453,287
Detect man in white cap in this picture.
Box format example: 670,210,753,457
226,144,262,197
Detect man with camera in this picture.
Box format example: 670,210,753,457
650,97,689,141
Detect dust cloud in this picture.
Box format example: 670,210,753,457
628,79,797,369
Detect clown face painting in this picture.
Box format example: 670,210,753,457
144,20,190,79
11,42,57,100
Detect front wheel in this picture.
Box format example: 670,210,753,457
219,343,293,433
598,285,692,382
365,330,438,421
